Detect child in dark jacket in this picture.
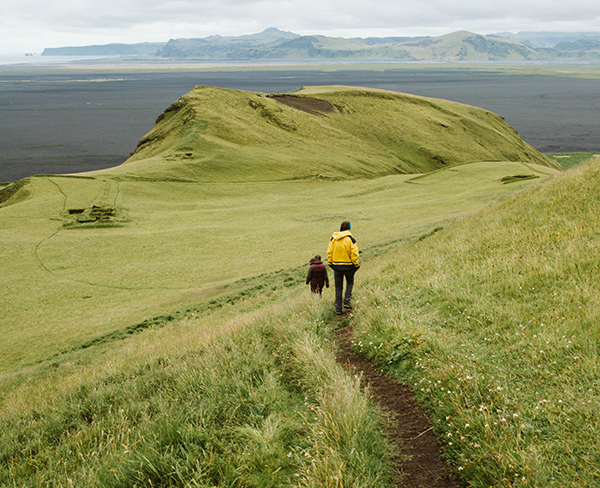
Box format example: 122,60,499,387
306,255,329,295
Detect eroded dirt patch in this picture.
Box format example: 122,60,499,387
269,95,342,116
334,323,461,488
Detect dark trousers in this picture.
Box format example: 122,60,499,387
311,285,324,296
333,268,356,312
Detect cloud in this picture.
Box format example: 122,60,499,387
1,0,599,53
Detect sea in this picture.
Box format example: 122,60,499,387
1,56,599,182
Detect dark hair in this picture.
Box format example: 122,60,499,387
340,221,351,231
314,254,321,261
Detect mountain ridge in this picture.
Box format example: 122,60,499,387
41,27,600,61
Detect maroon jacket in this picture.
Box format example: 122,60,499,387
306,261,329,288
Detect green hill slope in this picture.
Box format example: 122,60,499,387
0,155,593,485
400,31,543,61
352,157,600,486
100,85,557,183
0,161,558,371
154,30,547,61
0,85,560,372
2,81,591,485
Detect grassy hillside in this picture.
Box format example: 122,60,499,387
0,289,397,486
352,156,600,486
0,157,594,486
547,151,599,170
0,85,574,485
0,86,559,372
0,161,558,372
154,30,548,61
110,85,557,182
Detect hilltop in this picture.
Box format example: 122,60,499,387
99,85,557,183
41,28,600,61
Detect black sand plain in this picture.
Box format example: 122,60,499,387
1,66,599,182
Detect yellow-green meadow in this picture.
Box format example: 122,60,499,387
2,85,596,486
1,161,557,371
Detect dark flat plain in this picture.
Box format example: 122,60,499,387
1,67,599,182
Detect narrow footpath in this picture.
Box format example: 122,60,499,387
333,324,462,488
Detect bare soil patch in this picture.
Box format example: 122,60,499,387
333,322,462,488
269,95,342,116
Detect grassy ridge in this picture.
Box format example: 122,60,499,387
2,158,595,486
0,84,584,485
0,85,563,369
108,85,557,182
351,157,600,486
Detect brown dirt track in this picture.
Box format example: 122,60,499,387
333,323,462,488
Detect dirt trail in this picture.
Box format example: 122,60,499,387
333,323,461,488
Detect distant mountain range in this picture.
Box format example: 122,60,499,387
42,28,600,62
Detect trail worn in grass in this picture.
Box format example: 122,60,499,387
334,322,461,488
0,295,395,487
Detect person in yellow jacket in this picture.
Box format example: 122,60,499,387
327,221,359,314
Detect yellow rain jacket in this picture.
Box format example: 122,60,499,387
327,230,359,270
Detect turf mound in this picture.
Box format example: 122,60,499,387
97,85,558,182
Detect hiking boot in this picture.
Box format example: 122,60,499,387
344,302,353,310
335,309,343,315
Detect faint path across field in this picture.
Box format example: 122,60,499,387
334,323,462,488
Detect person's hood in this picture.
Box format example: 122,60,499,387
331,230,353,241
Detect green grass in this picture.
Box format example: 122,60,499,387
0,295,393,487
547,152,599,170
351,156,600,486
0,161,558,372
112,85,556,183
3,154,594,485
0,85,585,486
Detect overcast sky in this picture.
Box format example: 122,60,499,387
1,0,599,54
